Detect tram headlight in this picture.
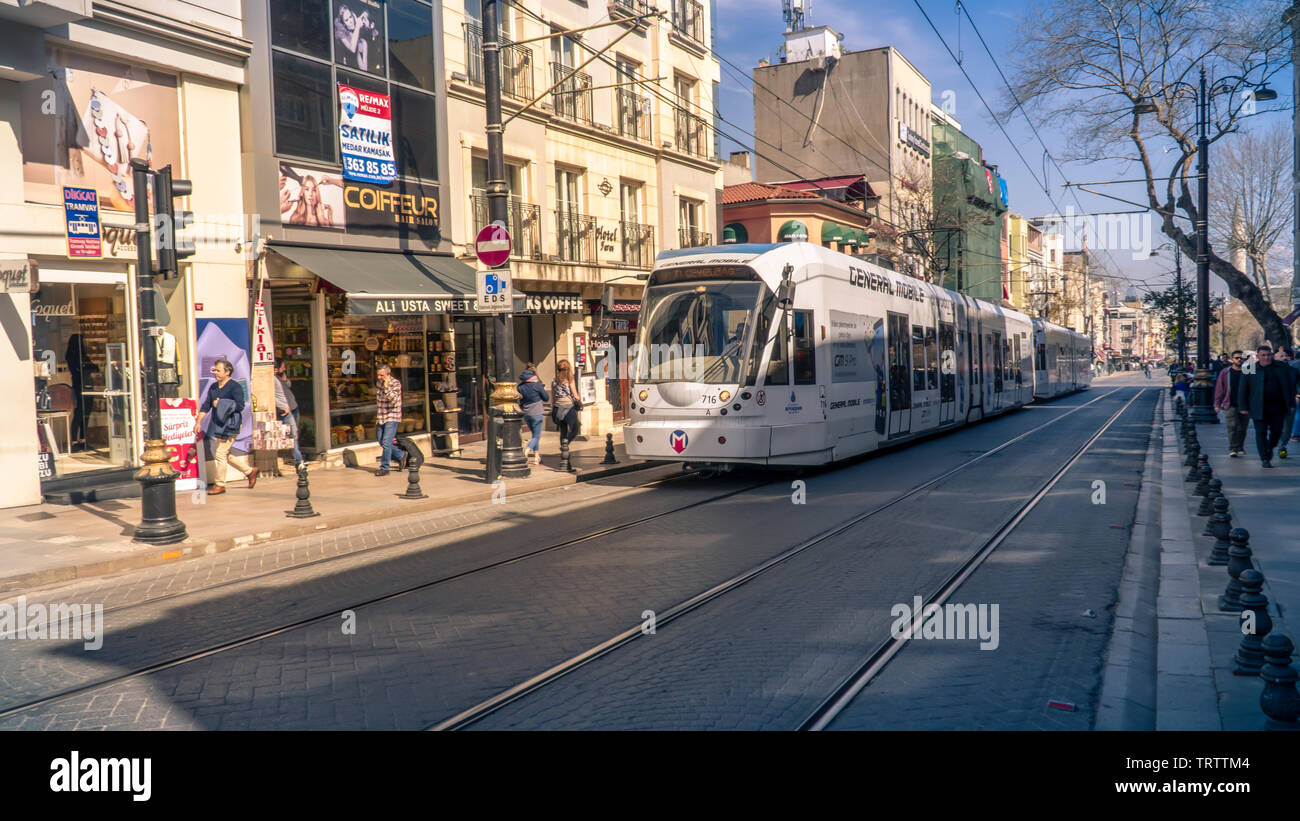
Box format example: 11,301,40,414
719,390,731,402
638,390,648,401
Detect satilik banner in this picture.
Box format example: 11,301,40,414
338,83,395,185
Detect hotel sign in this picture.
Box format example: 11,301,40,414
898,122,930,157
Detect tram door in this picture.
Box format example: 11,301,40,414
887,312,911,436
939,321,956,424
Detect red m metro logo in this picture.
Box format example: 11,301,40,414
669,430,688,454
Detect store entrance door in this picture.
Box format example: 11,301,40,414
453,317,494,443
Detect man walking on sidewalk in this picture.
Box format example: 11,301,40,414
194,359,258,494
274,358,304,467
1214,350,1247,457
1278,348,1298,458
374,363,403,477
1237,345,1296,468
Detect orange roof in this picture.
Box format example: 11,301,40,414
722,182,823,205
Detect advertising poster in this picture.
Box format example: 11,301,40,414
252,300,275,365
333,0,387,75
338,83,396,184
19,48,181,211
160,397,199,491
278,163,440,238
62,186,102,258
195,319,253,484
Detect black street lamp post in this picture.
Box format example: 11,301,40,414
482,0,529,481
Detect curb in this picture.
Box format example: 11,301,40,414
1096,390,1162,729
0,458,666,596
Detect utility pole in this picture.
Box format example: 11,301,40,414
482,0,529,479
1174,247,1188,367
1190,67,1217,423
130,159,187,544
1286,4,1300,315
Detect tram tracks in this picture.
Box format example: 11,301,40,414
430,387,1135,730
1,387,1132,727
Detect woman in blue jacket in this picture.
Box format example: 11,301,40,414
517,366,549,464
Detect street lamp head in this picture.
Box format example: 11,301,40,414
1133,97,1158,114
1251,85,1278,102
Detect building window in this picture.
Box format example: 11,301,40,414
391,84,438,180
271,0,332,59
678,198,708,247
273,51,337,162
388,0,435,91
673,75,707,158
332,0,388,76
620,181,653,267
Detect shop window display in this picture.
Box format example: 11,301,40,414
324,294,427,447
272,304,316,451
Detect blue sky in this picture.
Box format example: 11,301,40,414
711,0,1294,294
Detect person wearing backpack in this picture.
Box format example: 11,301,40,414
517,365,549,465
194,358,257,494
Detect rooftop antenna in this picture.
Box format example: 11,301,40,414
783,0,809,32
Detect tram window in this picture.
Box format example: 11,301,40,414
793,310,816,385
765,314,790,385
744,292,775,386
911,325,925,391
925,326,938,390
992,332,1003,392
1036,343,1046,371
940,322,955,402
1014,336,1023,386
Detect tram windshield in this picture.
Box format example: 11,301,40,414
635,280,767,383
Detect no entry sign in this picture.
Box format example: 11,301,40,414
475,222,512,268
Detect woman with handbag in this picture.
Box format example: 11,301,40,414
551,359,582,456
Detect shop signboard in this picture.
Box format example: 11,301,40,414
338,84,395,185
523,293,584,314
251,300,275,364
278,163,439,239
0,260,32,294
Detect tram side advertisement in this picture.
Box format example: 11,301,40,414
829,310,887,435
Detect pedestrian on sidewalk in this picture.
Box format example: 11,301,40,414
517,364,548,465
274,358,304,467
1278,348,1298,459
194,359,257,495
1288,347,1300,444
1214,350,1247,457
374,363,403,477
551,359,582,461
1237,345,1296,468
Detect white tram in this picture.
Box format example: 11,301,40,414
622,242,1088,469
1032,319,1094,399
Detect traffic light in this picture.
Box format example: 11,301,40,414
152,165,194,279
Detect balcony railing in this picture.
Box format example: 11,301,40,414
671,0,705,45
674,108,708,157
617,87,651,141
620,221,655,267
611,0,654,22
555,208,597,263
678,227,711,248
464,23,534,102
469,192,542,260
550,62,593,125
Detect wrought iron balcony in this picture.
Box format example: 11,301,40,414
463,23,534,102
469,192,542,260
550,62,593,125
620,221,655,267
678,227,711,249
617,87,651,141
555,208,597,263
671,0,705,45
673,107,708,157
611,0,654,22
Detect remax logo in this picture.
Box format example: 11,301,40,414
340,88,359,121
669,429,688,454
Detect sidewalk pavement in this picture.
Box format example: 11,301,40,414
0,426,660,595
1129,395,1298,729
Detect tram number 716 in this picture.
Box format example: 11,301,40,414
701,394,718,404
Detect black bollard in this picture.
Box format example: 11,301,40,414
285,463,320,518
1220,528,1253,612
1194,463,1212,498
1185,445,1201,478
395,437,427,500
1233,569,1273,676
1208,496,1233,565
560,436,574,473
1260,634,1300,727
1199,478,1221,518
602,432,618,465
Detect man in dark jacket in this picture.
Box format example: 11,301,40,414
1237,346,1297,468
194,359,258,493
1213,350,1246,456
517,367,549,464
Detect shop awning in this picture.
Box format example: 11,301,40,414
777,220,809,242
723,222,749,244
820,222,843,243
269,245,481,315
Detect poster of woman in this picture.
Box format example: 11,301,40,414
334,0,386,75
279,164,346,229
